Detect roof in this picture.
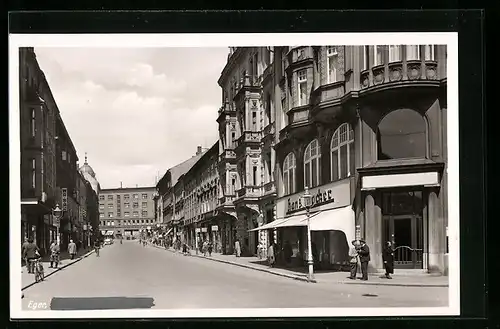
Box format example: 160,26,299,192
169,151,207,187
100,186,156,193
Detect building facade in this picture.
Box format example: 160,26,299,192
98,187,157,239
182,142,220,252
20,47,59,254
79,154,101,245
219,45,448,275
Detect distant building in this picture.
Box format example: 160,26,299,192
98,186,157,239
79,153,101,244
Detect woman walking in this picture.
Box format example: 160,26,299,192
267,241,275,268
234,239,241,257
382,241,395,279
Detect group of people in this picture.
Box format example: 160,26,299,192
21,237,81,272
349,240,395,280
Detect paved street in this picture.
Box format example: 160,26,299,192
22,240,448,310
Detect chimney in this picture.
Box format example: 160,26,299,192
120,182,123,188
196,146,202,155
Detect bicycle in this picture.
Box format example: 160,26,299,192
30,258,44,282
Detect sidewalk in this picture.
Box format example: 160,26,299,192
21,247,95,290
150,244,448,287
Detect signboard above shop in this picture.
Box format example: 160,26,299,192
61,188,68,211
277,179,352,216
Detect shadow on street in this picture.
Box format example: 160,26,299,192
50,297,155,310
248,259,349,274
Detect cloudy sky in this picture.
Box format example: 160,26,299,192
35,47,228,189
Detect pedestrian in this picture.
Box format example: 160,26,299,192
68,239,77,260
358,239,370,281
202,240,208,256
21,237,30,272
267,241,275,267
49,240,60,268
235,239,241,257
382,241,395,279
283,240,293,266
23,238,39,274
94,239,100,257
208,241,213,257
349,240,360,279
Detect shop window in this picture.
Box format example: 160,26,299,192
330,123,355,181
304,139,321,188
283,152,296,195
377,109,427,160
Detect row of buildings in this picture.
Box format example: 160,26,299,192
19,47,101,254
155,44,449,275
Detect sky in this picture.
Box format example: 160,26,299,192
35,47,228,189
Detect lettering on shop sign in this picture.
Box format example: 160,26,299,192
61,188,68,211
286,188,335,214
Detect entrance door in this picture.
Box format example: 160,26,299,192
383,215,423,269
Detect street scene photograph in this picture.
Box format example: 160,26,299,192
10,33,458,318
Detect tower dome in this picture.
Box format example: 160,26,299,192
79,153,100,194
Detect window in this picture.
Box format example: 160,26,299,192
297,69,308,106
99,204,104,209
327,46,338,83
62,150,67,161
362,46,369,70
406,45,420,60
331,123,355,181
108,204,113,209
377,109,427,160
304,139,321,188
31,109,36,137
373,45,384,66
283,152,296,195
424,45,435,60
108,212,113,218
117,212,121,217
133,211,139,217
107,195,113,200
124,202,129,208
389,45,401,62
133,202,139,208
68,152,71,163
124,194,130,200
142,210,148,217
252,166,258,186
124,211,130,217
30,158,36,188
99,195,105,201
142,193,148,199
133,194,138,199
142,202,147,208
252,111,257,130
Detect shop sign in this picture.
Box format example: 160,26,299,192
281,180,351,215
211,225,218,231
201,227,208,233
61,188,68,211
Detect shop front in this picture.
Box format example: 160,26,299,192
250,179,355,270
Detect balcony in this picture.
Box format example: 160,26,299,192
219,149,236,162
217,102,236,123
218,195,236,205
287,106,310,125
262,181,276,198
236,186,261,198
234,131,262,157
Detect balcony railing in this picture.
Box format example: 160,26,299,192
263,181,276,195
219,149,236,162
236,186,261,198
287,106,310,125
235,131,261,148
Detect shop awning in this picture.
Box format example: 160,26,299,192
247,218,289,232
309,206,356,245
273,212,321,228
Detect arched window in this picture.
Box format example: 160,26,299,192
331,123,355,181
283,152,296,195
304,139,321,188
377,109,427,160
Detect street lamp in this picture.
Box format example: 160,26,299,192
52,204,63,245
303,186,314,282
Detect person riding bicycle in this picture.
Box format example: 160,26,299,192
23,238,39,274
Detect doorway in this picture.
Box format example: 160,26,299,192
382,190,424,269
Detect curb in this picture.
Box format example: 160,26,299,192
148,244,448,287
22,249,95,290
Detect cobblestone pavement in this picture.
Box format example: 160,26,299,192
21,240,448,310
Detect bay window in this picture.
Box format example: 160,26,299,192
327,46,338,83
297,69,308,106
406,45,420,60
283,152,296,195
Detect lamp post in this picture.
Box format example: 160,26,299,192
303,186,314,282
52,204,63,246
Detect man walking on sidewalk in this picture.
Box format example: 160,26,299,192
49,240,60,268
358,239,371,281
68,240,77,260
349,240,360,279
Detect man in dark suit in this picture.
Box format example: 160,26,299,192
358,240,370,281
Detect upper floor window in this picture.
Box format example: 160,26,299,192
124,202,130,208
99,195,105,201
142,202,147,208
108,212,114,218
142,210,148,217
99,204,104,209
62,150,67,161
406,45,420,61
31,109,36,137
297,69,308,106
133,202,139,208
142,193,148,199
124,212,130,217
373,45,384,66
133,211,139,217
331,123,355,181
31,158,36,188
377,109,427,160
283,152,296,195
424,45,435,60
389,45,402,62
108,204,113,209
99,213,104,218
326,46,339,83
362,46,369,71
107,195,113,200
124,194,130,200
304,139,321,188
133,194,138,199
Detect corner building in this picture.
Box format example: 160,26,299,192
220,45,448,275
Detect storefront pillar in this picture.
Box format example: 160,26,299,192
364,191,383,271
428,188,446,274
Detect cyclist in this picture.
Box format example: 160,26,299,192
23,238,39,274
